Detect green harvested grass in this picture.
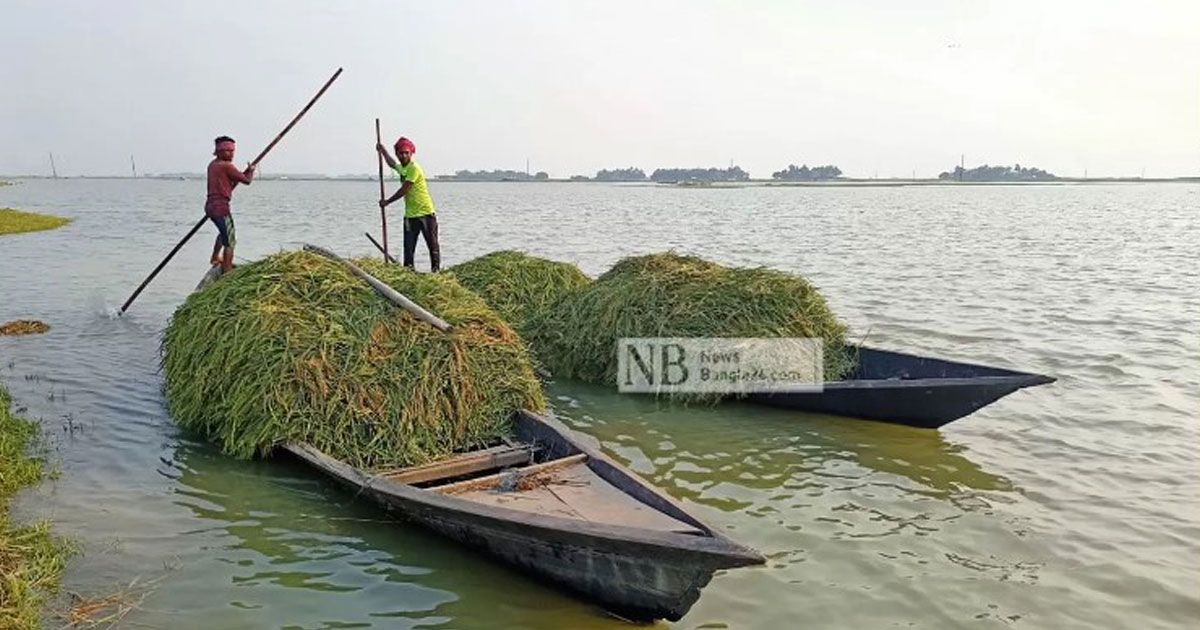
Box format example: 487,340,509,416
525,252,856,397
162,250,546,470
449,250,591,335
0,209,70,236
1,387,71,630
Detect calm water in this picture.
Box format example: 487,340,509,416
1,179,1196,629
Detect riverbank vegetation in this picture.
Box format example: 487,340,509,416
0,209,70,236
0,387,70,629
162,251,545,469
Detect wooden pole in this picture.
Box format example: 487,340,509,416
376,118,388,260
118,67,344,315
365,232,398,264
303,244,450,332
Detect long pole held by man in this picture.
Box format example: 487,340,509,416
376,135,441,272
375,118,388,259
119,67,343,314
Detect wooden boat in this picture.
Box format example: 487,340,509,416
748,346,1055,429
280,409,764,621
194,259,762,620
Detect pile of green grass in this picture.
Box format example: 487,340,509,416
525,252,855,394
449,251,591,335
1,387,70,629
162,250,546,470
0,209,70,236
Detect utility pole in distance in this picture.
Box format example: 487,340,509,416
131,155,138,178
49,152,58,179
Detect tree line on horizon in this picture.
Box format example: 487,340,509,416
939,164,1057,181
572,163,846,182
442,169,550,181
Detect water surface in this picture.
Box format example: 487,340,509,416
1,179,1196,628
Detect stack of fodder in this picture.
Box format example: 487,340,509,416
525,252,856,395
449,250,591,335
162,250,546,470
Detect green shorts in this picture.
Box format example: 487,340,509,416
209,214,236,248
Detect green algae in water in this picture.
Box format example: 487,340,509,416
0,208,70,236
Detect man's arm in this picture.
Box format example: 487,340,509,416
381,181,412,208
226,162,256,186
376,143,398,169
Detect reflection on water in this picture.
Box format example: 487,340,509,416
549,380,1013,503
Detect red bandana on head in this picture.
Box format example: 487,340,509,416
394,137,416,154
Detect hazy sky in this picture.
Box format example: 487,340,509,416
1,1,1197,178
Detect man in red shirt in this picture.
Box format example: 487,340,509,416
205,136,255,273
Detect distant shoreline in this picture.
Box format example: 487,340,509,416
3,175,1197,186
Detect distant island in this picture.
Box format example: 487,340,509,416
570,164,842,183
939,164,1057,182
594,167,647,181
650,167,749,183
437,169,549,182
771,164,843,181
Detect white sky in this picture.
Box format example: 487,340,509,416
1,0,1197,178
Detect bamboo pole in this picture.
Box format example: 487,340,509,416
376,118,388,260
365,232,398,264
303,244,450,332
119,68,343,315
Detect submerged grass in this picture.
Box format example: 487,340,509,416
162,250,546,470
449,250,591,335
525,252,856,398
0,387,71,629
0,209,70,236
0,321,50,336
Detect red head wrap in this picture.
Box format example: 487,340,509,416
394,137,416,154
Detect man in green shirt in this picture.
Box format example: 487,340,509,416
377,136,440,271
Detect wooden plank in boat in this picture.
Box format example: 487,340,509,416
447,458,704,535
434,453,589,495
376,443,534,485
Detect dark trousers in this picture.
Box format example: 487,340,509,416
403,214,440,271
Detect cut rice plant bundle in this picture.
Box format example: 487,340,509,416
162,250,546,470
449,250,591,335
525,252,855,397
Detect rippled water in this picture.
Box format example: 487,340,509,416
1,179,1196,629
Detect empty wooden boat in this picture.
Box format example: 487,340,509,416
280,409,764,622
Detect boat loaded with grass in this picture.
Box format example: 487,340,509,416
164,247,763,621
456,250,1052,427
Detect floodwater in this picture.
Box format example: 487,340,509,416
1,179,1196,629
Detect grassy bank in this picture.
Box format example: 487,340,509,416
0,209,70,236
0,387,70,628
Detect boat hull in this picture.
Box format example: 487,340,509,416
282,411,762,621
749,347,1054,429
